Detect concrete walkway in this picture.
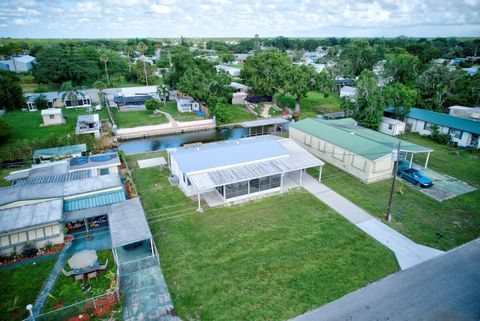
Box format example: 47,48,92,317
302,174,443,270
290,238,480,321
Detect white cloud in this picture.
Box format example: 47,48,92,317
151,3,171,14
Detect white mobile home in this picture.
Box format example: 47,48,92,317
290,118,432,184
168,135,323,210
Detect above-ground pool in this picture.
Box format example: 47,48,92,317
70,156,88,166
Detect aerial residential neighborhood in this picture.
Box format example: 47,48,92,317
0,1,479,321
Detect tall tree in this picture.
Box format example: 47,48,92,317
60,81,85,110
240,50,291,97
99,54,110,87
34,95,49,110
383,82,418,119
343,69,385,129
93,80,107,106
416,65,458,111
285,64,315,113
314,71,335,96
157,84,170,108
384,51,422,85
0,71,24,110
137,42,149,85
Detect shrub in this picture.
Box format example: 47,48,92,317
44,241,55,252
429,124,450,145
21,242,38,258
0,118,8,140
35,85,48,93
274,94,295,110
145,99,160,111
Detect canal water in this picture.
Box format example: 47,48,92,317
118,127,246,155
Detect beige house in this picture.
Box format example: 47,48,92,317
41,108,64,126
290,118,432,184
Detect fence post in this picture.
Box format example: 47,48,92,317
93,297,97,310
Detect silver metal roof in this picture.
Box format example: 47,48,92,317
239,117,289,128
188,138,324,191
0,174,123,207
14,169,93,187
0,199,63,233
109,198,152,248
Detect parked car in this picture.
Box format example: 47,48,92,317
398,167,433,188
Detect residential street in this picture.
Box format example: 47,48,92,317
291,238,480,321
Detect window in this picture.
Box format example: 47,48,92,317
10,234,19,244
259,177,271,191
44,226,53,237
249,179,259,193
423,122,432,131
65,100,72,107
100,168,110,175
52,225,60,235
271,175,281,188
49,115,55,119
1,236,9,247
28,230,36,241
449,129,462,140
36,228,45,239
388,124,393,130
18,232,27,242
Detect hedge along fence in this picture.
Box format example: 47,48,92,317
31,289,120,321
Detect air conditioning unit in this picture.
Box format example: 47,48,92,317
168,175,179,186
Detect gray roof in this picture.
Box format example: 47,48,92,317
109,198,152,248
14,169,93,187
0,199,63,233
239,118,289,128
0,174,122,207
187,138,324,191
170,135,289,174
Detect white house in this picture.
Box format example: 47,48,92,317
448,106,480,120
24,91,92,111
168,135,323,210
379,117,406,136
113,86,158,108
176,98,200,113
0,55,36,73
402,108,480,148
75,114,102,139
290,118,432,184
340,86,357,99
41,108,64,126
215,65,241,77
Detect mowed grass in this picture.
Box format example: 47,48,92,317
128,162,398,321
307,162,480,251
112,109,168,128
300,92,342,119
0,108,108,153
0,259,56,321
227,104,257,124
163,101,205,122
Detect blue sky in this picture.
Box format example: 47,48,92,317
1,0,479,38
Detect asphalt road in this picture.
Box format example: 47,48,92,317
291,238,480,321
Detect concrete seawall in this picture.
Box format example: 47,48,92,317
116,119,217,141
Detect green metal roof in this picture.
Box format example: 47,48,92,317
33,144,87,159
291,118,432,161
63,189,126,212
406,108,480,135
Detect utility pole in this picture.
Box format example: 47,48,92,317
385,141,401,222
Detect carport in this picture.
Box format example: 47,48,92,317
109,198,154,265
400,144,434,169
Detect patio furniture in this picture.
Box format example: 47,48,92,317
87,271,97,280
68,250,98,270
98,259,108,271
61,267,74,277
75,274,84,282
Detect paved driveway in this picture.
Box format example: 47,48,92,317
290,238,480,321
302,174,443,270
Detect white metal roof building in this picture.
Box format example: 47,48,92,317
168,135,324,210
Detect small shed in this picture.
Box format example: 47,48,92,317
379,117,406,136
75,114,102,139
41,108,64,126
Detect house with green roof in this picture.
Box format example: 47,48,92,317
290,118,432,184
399,108,480,148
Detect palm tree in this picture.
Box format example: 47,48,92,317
125,46,133,73
157,85,170,108
100,54,110,87
93,80,107,107
60,81,85,111
137,42,149,86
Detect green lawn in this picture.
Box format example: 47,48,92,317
0,259,56,321
44,250,116,312
300,92,342,119
226,104,257,124
163,101,205,122
113,109,168,128
0,108,109,162
128,161,398,321
0,165,29,187
307,161,480,251
399,133,480,187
